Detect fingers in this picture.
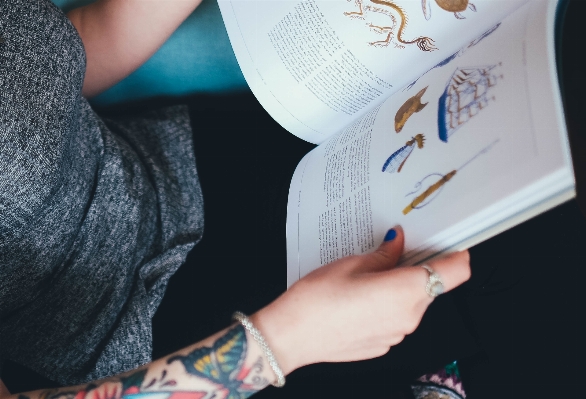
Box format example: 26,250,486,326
352,227,470,297
425,250,471,294
357,226,405,273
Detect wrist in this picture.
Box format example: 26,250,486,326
250,292,307,375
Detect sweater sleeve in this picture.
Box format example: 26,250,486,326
0,0,86,235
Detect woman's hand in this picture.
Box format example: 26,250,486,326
252,226,471,374
2,227,468,399
0,380,10,399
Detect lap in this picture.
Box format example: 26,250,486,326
153,92,479,398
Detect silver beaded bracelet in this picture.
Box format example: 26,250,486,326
232,311,286,388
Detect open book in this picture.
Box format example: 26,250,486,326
217,0,575,286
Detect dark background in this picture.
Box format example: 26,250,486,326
4,0,586,398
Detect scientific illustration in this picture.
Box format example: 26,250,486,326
344,0,437,51
395,86,429,132
466,23,500,48
403,23,500,91
422,0,477,20
438,64,502,142
402,171,456,215
382,134,426,174
402,140,498,215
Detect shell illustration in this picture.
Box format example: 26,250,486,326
422,0,477,20
395,86,429,133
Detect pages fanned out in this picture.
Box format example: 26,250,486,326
219,0,527,143
218,0,575,286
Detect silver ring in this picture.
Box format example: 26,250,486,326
421,265,444,298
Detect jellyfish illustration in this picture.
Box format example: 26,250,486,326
438,64,502,142
382,134,426,174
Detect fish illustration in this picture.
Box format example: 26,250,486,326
395,86,429,133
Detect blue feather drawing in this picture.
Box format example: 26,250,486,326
382,134,426,173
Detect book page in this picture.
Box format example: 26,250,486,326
286,0,574,286
219,0,528,144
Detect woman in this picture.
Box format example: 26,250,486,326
0,0,470,397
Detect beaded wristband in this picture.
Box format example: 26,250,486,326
232,311,286,387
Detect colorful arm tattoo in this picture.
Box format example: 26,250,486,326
23,325,270,399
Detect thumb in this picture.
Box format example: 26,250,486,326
359,225,405,273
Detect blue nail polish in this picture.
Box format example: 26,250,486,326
384,229,397,242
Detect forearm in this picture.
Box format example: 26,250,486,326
1,230,471,399
0,379,9,399
67,0,202,98
6,324,276,399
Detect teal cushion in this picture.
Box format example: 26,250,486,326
52,0,248,106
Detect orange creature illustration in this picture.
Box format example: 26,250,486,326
345,0,437,51
422,0,477,20
395,86,428,133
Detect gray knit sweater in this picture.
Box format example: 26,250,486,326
0,0,204,385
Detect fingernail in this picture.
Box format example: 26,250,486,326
384,229,397,242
